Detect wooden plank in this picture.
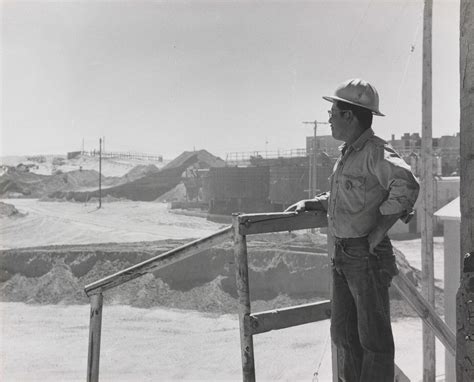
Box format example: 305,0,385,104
247,300,331,335
421,0,436,380
238,211,328,236
457,1,474,380
87,293,103,382
233,215,255,382
394,364,411,382
85,226,233,295
392,270,455,356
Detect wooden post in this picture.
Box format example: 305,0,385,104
420,0,435,380
327,233,339,382
457,1,474,380
87,293,103,382
98,138,102,209
312,123,317,196
233,214,255,382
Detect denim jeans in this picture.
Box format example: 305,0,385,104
330,235,398,382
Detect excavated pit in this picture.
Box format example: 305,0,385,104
0,233,435,316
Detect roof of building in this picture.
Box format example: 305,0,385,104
434,196,460,220
163,150,225,170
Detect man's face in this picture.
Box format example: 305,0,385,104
328,105,351,142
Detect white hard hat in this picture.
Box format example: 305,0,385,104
323,78,385,116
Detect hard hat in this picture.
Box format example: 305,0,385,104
323,78,385,116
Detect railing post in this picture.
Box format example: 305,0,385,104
87,293,104,382
327,233,339,382
233,213,256,382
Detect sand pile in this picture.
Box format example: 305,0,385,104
0,202,23,217
0,233,433,317
155,183,187,202
0,168,121,198
122,164,160,182
0,235,331,312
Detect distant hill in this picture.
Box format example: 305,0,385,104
1,150,225,202
48,166,186,202
0,169,121,198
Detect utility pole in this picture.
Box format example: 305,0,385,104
456,0,474,380
420,0,435,381
303,120,329,198
99,138,102,209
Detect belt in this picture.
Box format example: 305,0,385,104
334,236,369,246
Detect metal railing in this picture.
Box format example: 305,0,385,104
225,148,308,165
82,150,163,162
84,211,456,381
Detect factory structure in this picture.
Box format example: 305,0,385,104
175,132,460,236
176,134,338,217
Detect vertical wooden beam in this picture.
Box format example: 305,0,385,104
87,293,103,382
233,214,255,382
327,234,339,382
459,0,474,281
421,0,435,381
312,123,318,196
457,1,474,380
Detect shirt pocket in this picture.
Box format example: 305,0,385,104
338,174,367,213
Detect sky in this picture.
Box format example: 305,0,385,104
1,0,460,160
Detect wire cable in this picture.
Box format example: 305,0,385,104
394,7,423,119
312,331,332,382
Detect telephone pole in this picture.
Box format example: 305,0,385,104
98,138,102,209
303,120,329,198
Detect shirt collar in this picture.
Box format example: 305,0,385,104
339,128,374,154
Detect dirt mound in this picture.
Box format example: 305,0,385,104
0,233,434,317
0,234,331,312
47,166,185,202
123,164,160,182
155,183,186,202
0,168,121,198
0,202,23,217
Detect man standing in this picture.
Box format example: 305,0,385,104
286,79,419,381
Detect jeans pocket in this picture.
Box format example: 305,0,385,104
378,255,399,287
341,246,369,260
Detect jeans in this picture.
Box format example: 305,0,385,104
330,235,398,382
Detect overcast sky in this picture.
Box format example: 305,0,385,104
1,0,460,159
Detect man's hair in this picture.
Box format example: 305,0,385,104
336,100,373,130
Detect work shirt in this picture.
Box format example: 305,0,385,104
318,128,419,238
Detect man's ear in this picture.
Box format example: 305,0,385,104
343,109,354,122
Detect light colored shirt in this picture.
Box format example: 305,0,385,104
318,128,419,238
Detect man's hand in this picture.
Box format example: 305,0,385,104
368,213,403,254
284,199,325,214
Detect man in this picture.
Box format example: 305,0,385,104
286,79,419,382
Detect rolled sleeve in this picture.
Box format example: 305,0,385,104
315,191,330,211
371,145,420,219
